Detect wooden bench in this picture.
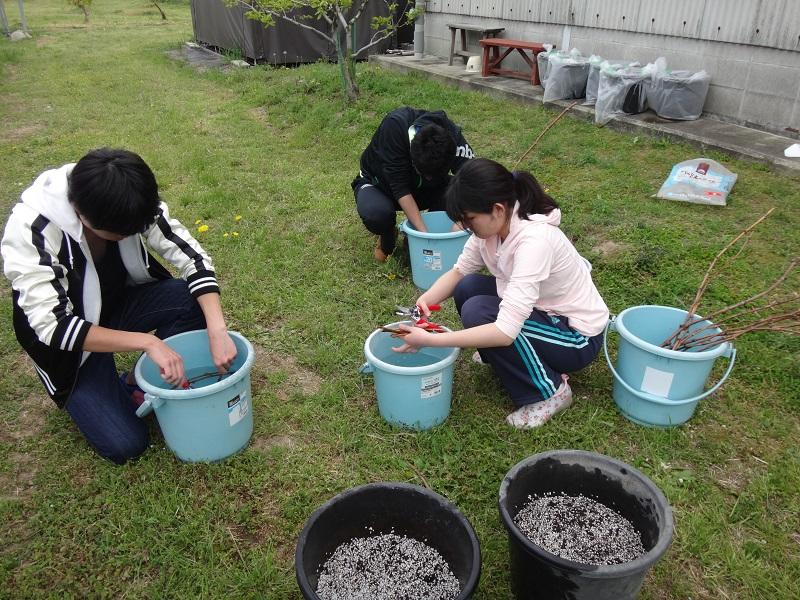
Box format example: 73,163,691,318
447,23,504,66
478,38,549,86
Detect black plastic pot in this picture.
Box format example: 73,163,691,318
295,482,481,599
499,450,673,600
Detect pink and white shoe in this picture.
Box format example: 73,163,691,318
506,375,572,429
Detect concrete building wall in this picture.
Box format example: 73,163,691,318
421,0,800,135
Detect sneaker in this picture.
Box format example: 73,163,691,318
119,372,145,407
506,375,572,429
373,237,389,263
472,351,485,364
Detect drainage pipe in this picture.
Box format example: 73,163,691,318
413,1,426,59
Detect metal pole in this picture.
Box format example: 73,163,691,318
0,2,10,36
413,0,425,59
18,0,28,32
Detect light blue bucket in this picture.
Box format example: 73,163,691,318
400,211,470,290
604,305,736,427
134,330,255,462
360,322,460,430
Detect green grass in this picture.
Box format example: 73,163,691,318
1,1,799,598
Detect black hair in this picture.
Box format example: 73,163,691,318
67,148,160,236
409,124,456,178
445,157,558,226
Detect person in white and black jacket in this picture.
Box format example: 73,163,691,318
352,107,474,262
1,148,237,464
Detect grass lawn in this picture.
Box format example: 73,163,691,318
1,1,798,598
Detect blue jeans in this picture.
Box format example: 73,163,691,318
454,274,602,406
66,279,205,464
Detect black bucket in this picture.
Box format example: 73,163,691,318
295,482,481,599
499,450,673,600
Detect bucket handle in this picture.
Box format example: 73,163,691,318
603,317,736,407
135,393,165,418
358,361,373,375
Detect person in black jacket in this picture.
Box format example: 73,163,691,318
352,107,474,262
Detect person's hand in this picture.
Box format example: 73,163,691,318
208,327,237,374
144,336,186,387
391,323,432,353
415,297,433,318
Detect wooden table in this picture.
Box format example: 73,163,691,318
479,38,549,86
447,23,504,66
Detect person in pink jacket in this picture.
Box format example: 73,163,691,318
393,158,609,428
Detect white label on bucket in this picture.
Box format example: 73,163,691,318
421,372,443,399
422,248,443,271
640,367,674,397
227,393,249,426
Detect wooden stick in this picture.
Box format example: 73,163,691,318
667,208,776,349
512,100,580,172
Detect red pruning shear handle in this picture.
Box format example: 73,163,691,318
395,304,444,332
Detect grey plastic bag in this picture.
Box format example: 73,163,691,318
543,49,590,103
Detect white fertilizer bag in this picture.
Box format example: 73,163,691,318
655,158,738,206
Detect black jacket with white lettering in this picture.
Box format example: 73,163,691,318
354,107,474,202
1,164,220,408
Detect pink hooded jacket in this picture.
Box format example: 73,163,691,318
454,206,609,339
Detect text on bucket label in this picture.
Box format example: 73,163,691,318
227,393,249,426
421,372,443,399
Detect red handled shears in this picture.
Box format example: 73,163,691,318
395,304,445,333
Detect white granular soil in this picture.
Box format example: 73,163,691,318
514,493,646,565
316,532,461,600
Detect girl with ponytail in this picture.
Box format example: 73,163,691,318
394,158,609,428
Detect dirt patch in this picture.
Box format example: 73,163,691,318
252,345,323,400
709,457,760,494
0,123,45,143
0,391,53,444
35,35,57,48
0,452,37,501
251,434,299,453
592,240,628,259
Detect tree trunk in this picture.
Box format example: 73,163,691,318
335,24,359,102
81,5,89,23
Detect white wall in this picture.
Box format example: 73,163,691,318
423,1,800,134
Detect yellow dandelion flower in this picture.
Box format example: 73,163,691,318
544,187,550,193
197,224,209,233
232,231,239,237
223,233,229,238
234,215,242,221
194,219,202,225
386,273,396,281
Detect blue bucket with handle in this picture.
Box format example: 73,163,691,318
360,322,460,430
400,211,470,291
134,329,255,462
604,305,736,427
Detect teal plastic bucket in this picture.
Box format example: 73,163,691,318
134,330,255,462
604,305,736,427
361,322,460,430
400,211,470,290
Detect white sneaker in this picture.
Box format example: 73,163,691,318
506,375,572,429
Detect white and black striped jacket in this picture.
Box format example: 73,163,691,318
1,164,220,407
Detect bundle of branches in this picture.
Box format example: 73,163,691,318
662,207,799,351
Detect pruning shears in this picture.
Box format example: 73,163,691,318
394,304,445,333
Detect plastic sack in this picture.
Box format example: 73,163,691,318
536,47,561,90
543,49,590,103
655,158,738,206
647,69,711,120
595,63,651,125
583,55,604,106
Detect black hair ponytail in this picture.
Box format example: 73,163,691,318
511,169,559,219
